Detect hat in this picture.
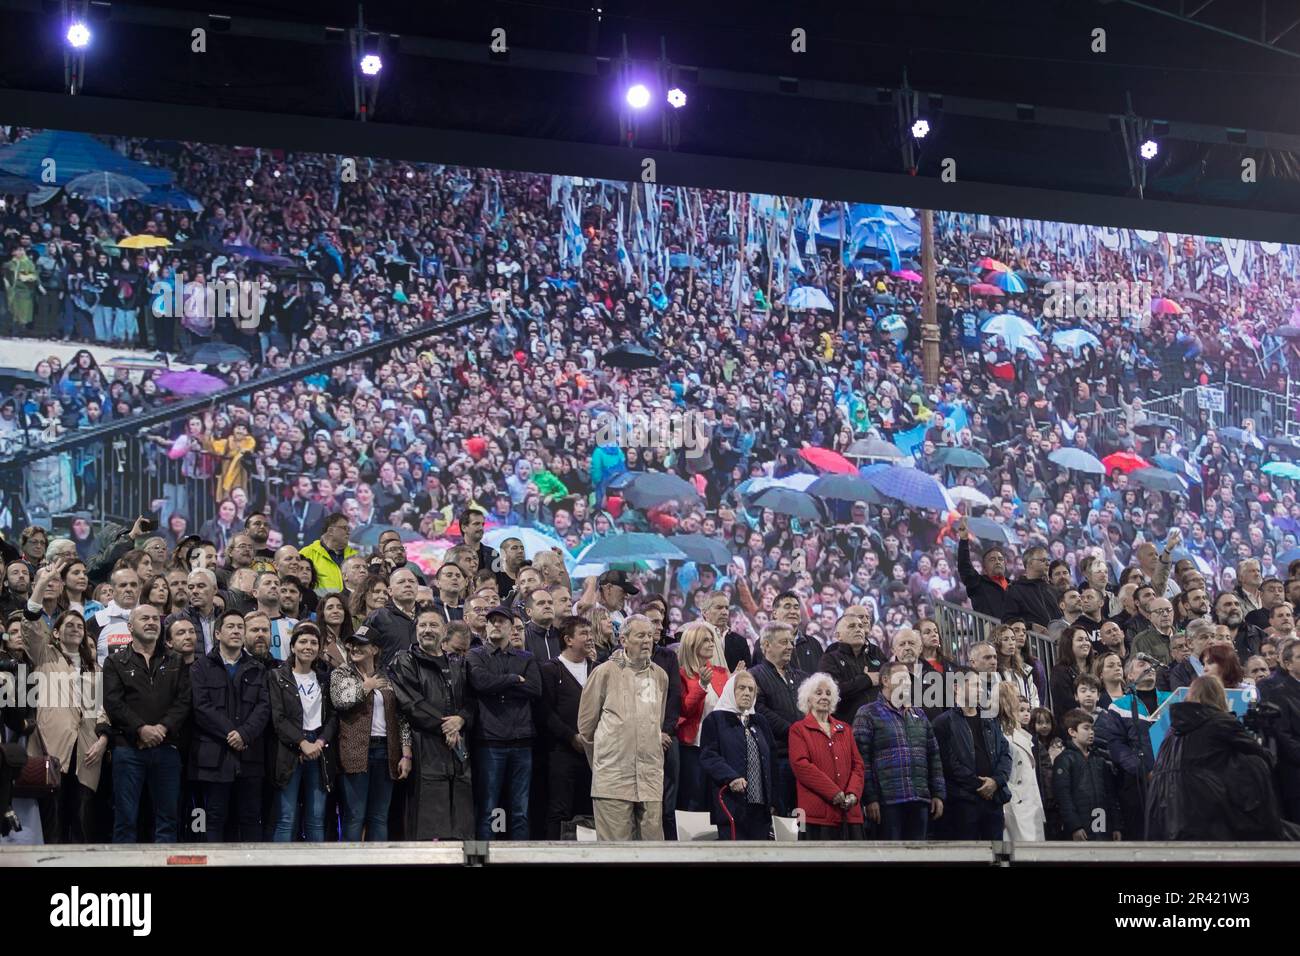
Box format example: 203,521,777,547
485,605,515,623
598,569,640,594
345,625,374,646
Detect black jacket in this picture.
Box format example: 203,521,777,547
266,660,339,790
932,707,1012,804
1005,577,1059,630
699,710,776,827
1230,624,1268,663
538,656,594,750
791,635,826,677
1053,740,1121,837
722,630,753,672
524,621,562,664
389,645,474,780
465,642,541,744
1146,701,1285,841
816,641,885,722
1049,663,1081,726
101,644,192,749
749,660,808,758
957,537,1013,621
189,648,271,782
652,644,682,737
1259,671,1300,813
366,602,417,669
273,497,326,550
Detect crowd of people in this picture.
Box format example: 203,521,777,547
0,506,1295,845
1,126,1300,844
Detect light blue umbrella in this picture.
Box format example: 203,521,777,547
1048,447,1106,475
1051,328,1102,352
985,270,1027,293
878,313,908,341
865,465,955,512
669,252,703,269
787,286,835,312
1263,461,1300,480
483,526,569,562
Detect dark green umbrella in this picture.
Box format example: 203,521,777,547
933,447,990,470
752,487,826,522
806,474,887,505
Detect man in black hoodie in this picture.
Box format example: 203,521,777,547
955,518,1012,621
1005,546,1059,630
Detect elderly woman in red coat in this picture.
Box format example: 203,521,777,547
788,672,866,840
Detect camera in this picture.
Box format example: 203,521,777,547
1242,699,1282,740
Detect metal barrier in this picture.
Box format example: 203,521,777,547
1221,378,1297,439
932,599,1001,664
932,599,1059,707
0,309,489,535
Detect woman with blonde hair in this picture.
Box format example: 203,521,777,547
590,603,617,663
675,620,730,812
994,623,1040,709
996,682,1044,842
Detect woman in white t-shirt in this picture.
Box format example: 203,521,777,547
268,623,338,842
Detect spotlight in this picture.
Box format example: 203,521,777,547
625,84,651,109
406,170,415,179
66,22,91,49
667,88,687,109
245,178,254,187
359,54,383,76
1140,139,1158,160
911,118,930,139
273,169,281,178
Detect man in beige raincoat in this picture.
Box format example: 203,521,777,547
577,614,667,840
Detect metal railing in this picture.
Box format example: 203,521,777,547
0,309,490,535
932,598,1059,706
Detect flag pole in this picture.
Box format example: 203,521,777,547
837,200,846,330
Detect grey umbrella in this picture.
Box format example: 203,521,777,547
65,170,149,214
751,487,826,522
669,534,734,566
1129,467,1188,494
967,517,1018,546
622,472,702,510
844,437,905,460
933,447,990,470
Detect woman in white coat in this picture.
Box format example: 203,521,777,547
997,682,1045,841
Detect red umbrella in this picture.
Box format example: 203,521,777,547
1151,297,1184,315
799,446,858,475
1101,451,1150,474
970,283,1006,297
977,257,1011,273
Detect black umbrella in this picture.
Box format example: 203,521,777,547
669,534,734,566
601,343,662,370
751,487,826,522
352,524,423,549
183,342,251,366
178,239,226,255
622,472,702,510
871,293,900,306
806,474,887,505
951,275,975,286
0,367,48,390
1129,467,1188,494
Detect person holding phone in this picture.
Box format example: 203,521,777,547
268,622,338,842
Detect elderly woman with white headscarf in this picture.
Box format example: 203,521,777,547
788,672,866,840
699,669,775,840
